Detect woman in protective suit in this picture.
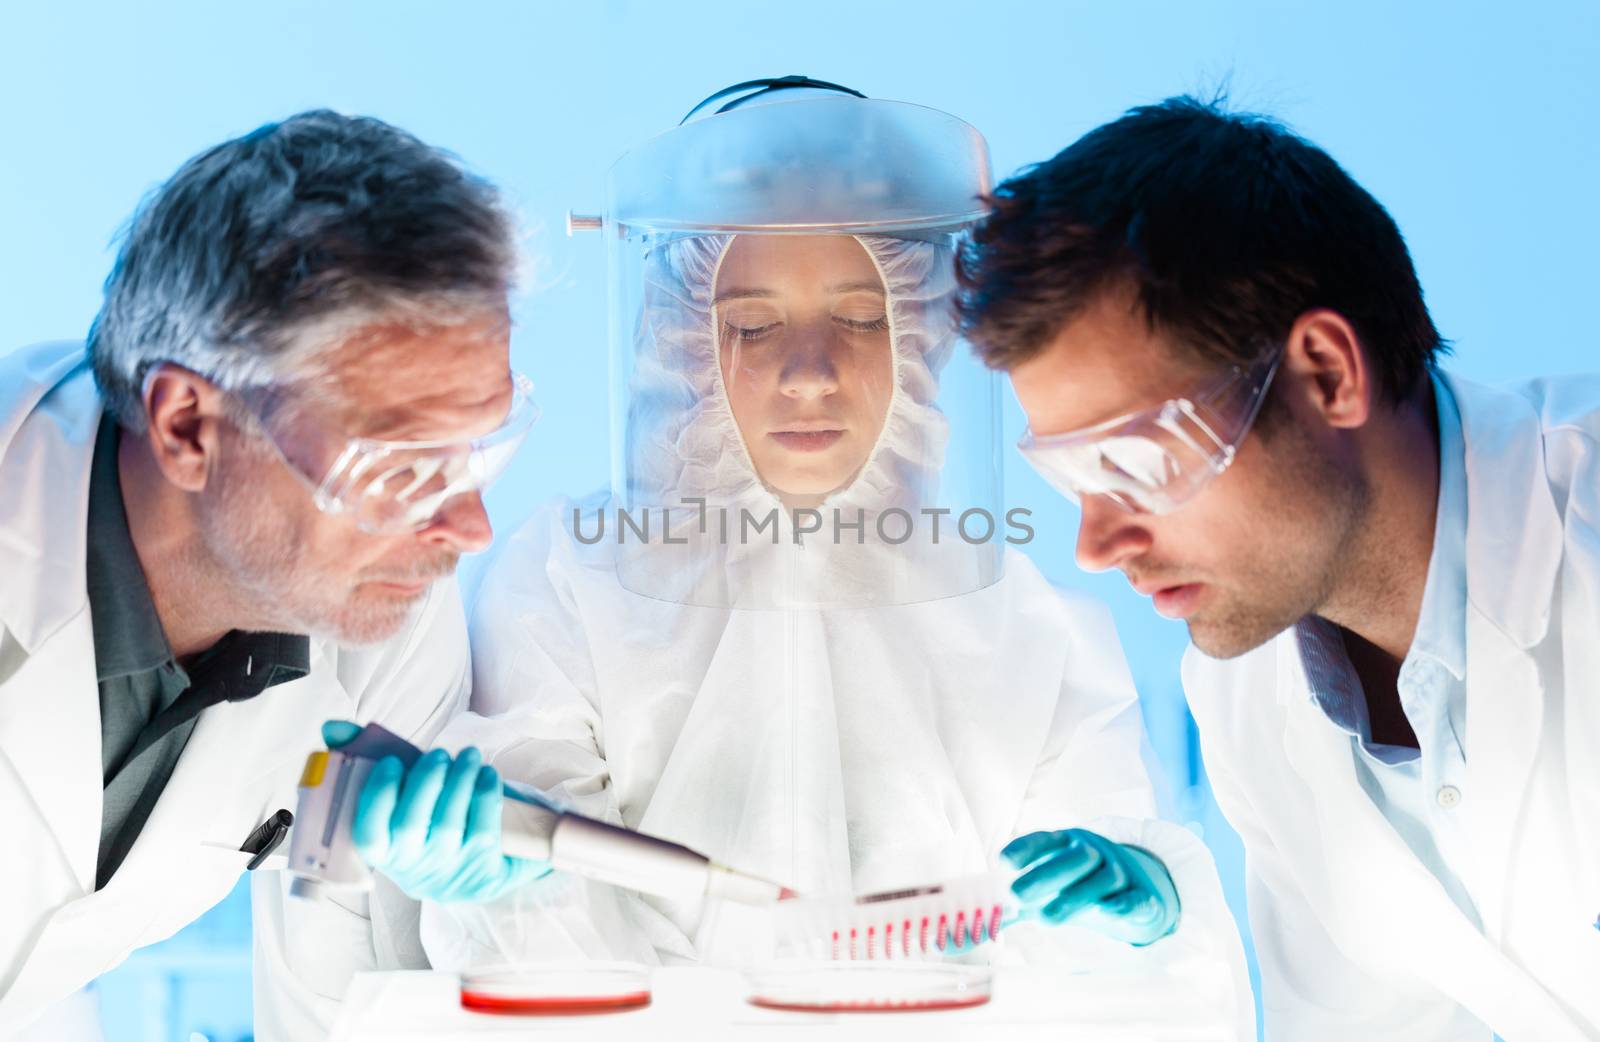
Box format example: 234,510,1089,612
424,79,1252,1035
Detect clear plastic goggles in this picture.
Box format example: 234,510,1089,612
1018,349,1282,515
259,371,538,534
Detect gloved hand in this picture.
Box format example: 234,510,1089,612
322,720,551,903
1002,828,1180,946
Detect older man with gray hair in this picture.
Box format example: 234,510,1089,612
0,111,536,1040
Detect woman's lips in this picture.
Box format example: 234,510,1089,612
769,430,844,452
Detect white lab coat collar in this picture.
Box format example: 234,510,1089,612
1408,371,1467,681
1442,369,1563,650
0,343,101,656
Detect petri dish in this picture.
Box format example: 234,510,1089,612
460,962,652,1015
745,962,993,1013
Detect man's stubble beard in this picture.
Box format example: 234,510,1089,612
195,450,431,647
1185,424,1371,660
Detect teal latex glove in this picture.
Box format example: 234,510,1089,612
322,720,551,903
1002,828,1180,946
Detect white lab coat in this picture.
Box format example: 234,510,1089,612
1183,371,1600,1041
424,499,1256,1039
0,341,470,1041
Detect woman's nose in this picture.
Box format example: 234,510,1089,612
778,325,842,400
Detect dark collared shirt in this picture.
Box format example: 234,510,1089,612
86,415,310,889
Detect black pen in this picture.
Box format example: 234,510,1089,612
240,808,294,870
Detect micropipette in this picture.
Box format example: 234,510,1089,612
287,723,792,907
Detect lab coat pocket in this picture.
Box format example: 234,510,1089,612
267,874,378,1000
131,842,257,951
199,839,287,873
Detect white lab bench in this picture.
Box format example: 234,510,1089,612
330,966,1238,1041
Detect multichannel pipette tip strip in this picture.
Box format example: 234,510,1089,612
830,903,1007,960
775,871,1017,961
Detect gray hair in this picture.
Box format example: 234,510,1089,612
89,109,518,431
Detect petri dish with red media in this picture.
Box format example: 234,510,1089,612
745,962,993,1013
460,962,652,1015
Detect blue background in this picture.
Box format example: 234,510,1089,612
3,2,1596,1039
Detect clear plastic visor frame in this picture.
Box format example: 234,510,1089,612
1017,348,1283,515
257,371,539,534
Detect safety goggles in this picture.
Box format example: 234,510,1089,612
253,371,539,534
1018,349,1282,515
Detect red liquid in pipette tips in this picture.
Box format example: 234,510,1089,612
825,902,1004,959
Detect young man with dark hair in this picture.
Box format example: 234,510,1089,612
958,96,1598,1041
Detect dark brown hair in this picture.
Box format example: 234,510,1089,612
956,95,1446,401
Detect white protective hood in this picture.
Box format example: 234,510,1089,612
612,231,1001,609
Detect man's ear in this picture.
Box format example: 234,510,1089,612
138,364,231,492
1279,308,1373,431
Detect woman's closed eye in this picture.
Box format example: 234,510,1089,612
719,300,785,343
722,319,783,342
834,313,889,334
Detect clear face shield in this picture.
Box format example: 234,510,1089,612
587,84,1004,609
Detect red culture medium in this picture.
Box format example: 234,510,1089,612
460,988,652,1015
